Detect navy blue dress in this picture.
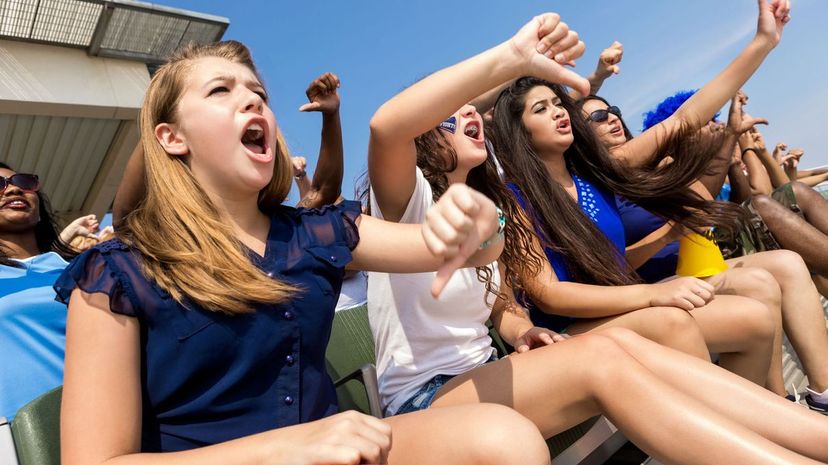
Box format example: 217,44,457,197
509,174,626,332
616,198,678,283
54,201,361,452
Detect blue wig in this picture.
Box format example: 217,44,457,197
641,89,719,131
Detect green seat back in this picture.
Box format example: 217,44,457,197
11,386,62,465
325,304,376,414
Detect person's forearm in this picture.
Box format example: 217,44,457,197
370,41,524,143
784,163,797,182
742,150,773,195
797,167,828,178
675,38,774,129
728,164,752,204
698,133,738,197
299,112,343,208
796,172,828,187
490,294,534,347
626,223,676,270
112,143,146,227
469,79,515,115
754,147,790,188
294,173,312,201
525,280,654,317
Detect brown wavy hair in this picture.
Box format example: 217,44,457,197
412,129,545,299
119,40,297,314
491,77,741,286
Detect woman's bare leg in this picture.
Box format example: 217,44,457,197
704,266,786,394
600,327,828,461
429,333,826,464
567,305,711,361
687,295,775,387
723,250,828,393
386,404,550,465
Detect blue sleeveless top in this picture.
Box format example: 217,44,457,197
54,201,360,452
509,174,625,331
615,198,678,283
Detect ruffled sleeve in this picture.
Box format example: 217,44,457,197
297,200,362,251
53,239,140,317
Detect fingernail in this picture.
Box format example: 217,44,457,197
555,53,566,63
536,42,549,54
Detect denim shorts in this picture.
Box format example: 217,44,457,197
393,353,499,416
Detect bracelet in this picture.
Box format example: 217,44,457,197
479,207,506,250
294,173,306,179
741,148,758,156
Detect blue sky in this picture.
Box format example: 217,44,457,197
163,0,824,203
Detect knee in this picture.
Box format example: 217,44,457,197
752,194,775,212
732,268,782,307
568,333,635,386
790,181,811,199
467,404,551,465
735,299,777,341
766,249,810,282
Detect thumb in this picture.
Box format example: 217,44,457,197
431,254,465,298
516,343,530,354
610,65,621,75
299,102,322,112
552,66,590,98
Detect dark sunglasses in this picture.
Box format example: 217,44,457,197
587,105,622,123
0,173,40,193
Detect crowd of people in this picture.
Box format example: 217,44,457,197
5,0,828,463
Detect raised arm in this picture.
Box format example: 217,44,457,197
296,72,343,208
611,0,791,167
368,13,588,221
112,143,146,227
748,126,791,189
569,41,624,100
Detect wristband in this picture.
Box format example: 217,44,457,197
479,207,506,250
741,148,757,156
294,173,306,179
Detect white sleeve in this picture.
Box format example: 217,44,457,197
369,167,433,224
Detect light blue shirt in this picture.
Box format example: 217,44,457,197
0,252,68,420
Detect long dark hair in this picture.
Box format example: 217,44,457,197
0,162,77,267
581,94,634,141
491,77,740,286
359,128,544,298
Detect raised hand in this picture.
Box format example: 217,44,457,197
508,13,589,96
514,326,569,354
756,0,791,48
749,126,767,151
595,41,624,79
649,277,715,311
291,156,308,178
422,184,500,297
727,90,768,135
59,213,99,244
299,72,341,114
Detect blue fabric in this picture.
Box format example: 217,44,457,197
508,175,625,332
615,198,678,283
0,252,68,420
716,184,732,202
54,201,361,452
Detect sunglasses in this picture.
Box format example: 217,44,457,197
587,105,622,123
0,173,40,193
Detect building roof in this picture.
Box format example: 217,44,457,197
0,0,228,64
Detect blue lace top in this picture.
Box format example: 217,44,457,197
54,201,360,452
508,174,626,332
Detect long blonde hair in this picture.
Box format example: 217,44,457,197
120,40,297,314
